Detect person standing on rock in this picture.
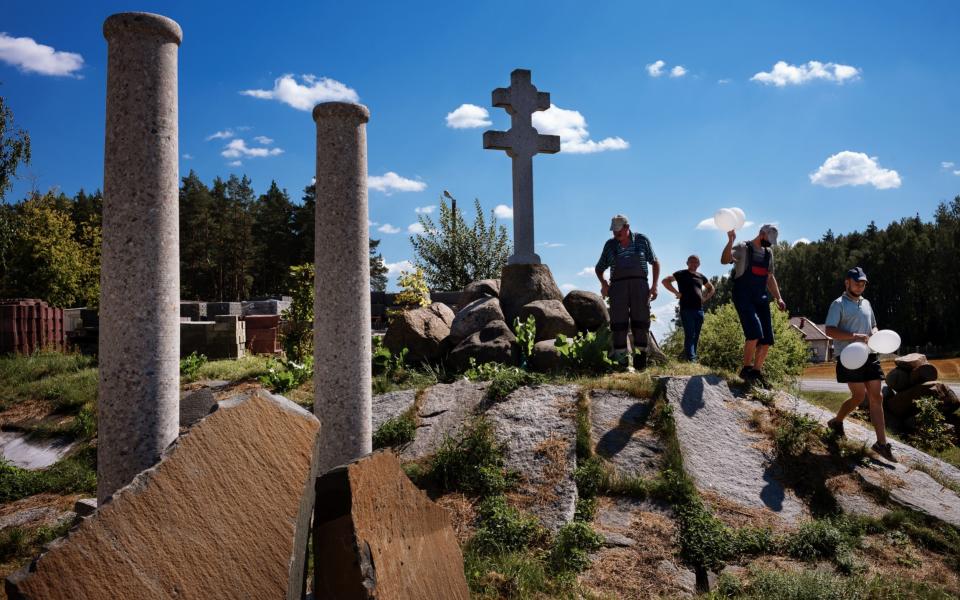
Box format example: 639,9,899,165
824,267,896,462
662,255,715,362
720,224,786,386
596,214,660,369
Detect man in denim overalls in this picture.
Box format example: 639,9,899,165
595,214,660,369
721,224,787,385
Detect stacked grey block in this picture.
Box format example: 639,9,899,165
180,301,206,321
241,298,291,317
313,102,373,471
205,302,242,318
98,12,182,504
180,315,246,359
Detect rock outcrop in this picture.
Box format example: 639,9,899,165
383,303,454,364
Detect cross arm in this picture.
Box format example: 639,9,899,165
483,130,512,151
537,133,561,154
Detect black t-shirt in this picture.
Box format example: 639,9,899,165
673,270,708,310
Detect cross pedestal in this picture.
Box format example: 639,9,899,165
483,69,560,265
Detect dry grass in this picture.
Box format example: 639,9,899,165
803,358,960,382
435,492,477,545
859,533,960,596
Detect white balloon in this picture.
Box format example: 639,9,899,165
868,329,901,354
840,342,870,370
714,208,737,231
730,207,746,229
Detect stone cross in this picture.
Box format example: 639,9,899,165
98,12,182,503
483,69,560,265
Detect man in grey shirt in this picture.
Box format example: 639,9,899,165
824,267,895,462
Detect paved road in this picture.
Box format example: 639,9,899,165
800,378,960,395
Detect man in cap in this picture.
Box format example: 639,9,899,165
824,267,896,462
720,224,786,386
596,214,660,369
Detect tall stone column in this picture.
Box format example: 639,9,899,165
98,13,182,503
312,102,372,471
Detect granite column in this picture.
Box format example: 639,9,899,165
98,12,182,503
312,102,372,471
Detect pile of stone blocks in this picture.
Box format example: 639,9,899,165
180,315,246,359
0,299,65,354
241,296,291,317
246,314,281,355
882,353,959,432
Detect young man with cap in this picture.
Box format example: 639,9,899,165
662,255,715,362
824,267,896,462
596,214,660,369
720,224,786,386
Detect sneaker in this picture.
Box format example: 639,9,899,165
871,441,898,463
749,369,770,388
633,350,648,371
827,418,846,438
738,366,755,381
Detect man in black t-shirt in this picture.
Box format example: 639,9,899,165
662,255,715,361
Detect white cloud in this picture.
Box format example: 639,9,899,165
751,61,861,87
670,65,687,78
560,283,577,293
221,138,284,159
415,205,436,214
385,260,413,276
0,32,83,77
206,129,235,141
377,224,401,234
650,299,679,342
446,104,492,129
955,171,960,176
368,172,427,194
408,222,425,234
792,238,812,246
532,104,629,154
228,160,242,167
577,267,595,277
494,204,513,219
941,161,954,169
810,151,901,189
368,220,377,227
540,242,565,248
182,153,194,160
253,135,274,145
240,74,358,111
646,60,665,77
718,78,731,85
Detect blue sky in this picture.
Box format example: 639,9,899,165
3,1,959,337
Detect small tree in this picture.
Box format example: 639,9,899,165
369,238,388,292
0,95,31,201
280,263,314,362
410,197,510,291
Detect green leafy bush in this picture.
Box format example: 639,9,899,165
696,302,808,384
676,500,734,572
908,396,954,452
372,413,416,449
470,495,547,555
783,519,851,561
554,324,615,374
513,315,537,366
258,356,312,393
547,521,603,573
573,456,606,499
280,263,315,362
430,418,512,496
774,412,823,458
179,351,208,378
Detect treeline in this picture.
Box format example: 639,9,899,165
0,171,389,307
772,197,960,349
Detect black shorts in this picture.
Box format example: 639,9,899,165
836,354,884,383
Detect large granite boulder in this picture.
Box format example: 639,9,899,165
448,297,504,345
563,290,609,332
459,279,500,308
886,381,960,418
448,319,517,371
895,353,928,370
518,299,578,342
498,264,563,326
529,339,563,372
383,303,455,364
885,367,912,392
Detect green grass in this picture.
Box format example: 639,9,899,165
0,351,97,412
0,446,97,504
797,390,850,413
710,567,957,600
372,410,417,449
0,519,74,564
183,355,274,384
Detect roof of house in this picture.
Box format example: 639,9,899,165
789,316,831,341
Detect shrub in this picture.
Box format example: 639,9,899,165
258,356,312,393
430,418,511,496
784,519,851,561
547,522,603,573
573,456,606,499
470,495,547,555
676,500,733,572
908,396,954,453
372,413,416,449
554,324,616,374
280,263,315,362
484,367,544,403
179,351,208,378
389,268,430,318
513,315,537,366
774,413,823,458
574,496,598,522
696,302,808,384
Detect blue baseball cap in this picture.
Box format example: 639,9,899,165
846,267,868,282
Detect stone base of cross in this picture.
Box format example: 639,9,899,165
483,69,560,265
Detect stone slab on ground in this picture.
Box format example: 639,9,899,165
313,451,469,599
593,496,672,548
589,390,664,479
773,391,960,527
487,384,579,532
664,376,806,524
401,380,488,461
372,389,417,432
179,379,229,428
6,389,321,600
